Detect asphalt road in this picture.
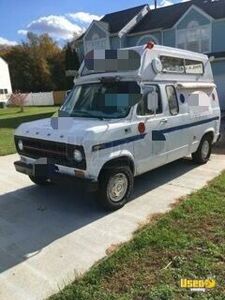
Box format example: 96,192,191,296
0,152,225,300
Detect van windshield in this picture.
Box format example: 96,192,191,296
60,81,141,119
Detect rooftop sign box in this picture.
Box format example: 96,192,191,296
84,49,141,73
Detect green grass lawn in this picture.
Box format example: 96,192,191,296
0,107,58,156
51,172,225,300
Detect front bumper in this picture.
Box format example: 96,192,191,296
14,160,54,177
14,160,98,191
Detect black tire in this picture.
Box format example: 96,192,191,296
192,134,212,164
98,166,134,211
29,175,49,185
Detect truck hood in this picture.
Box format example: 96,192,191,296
14,117,128,146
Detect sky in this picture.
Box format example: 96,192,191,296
0,0,183,46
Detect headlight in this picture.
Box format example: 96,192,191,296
18,140,24,151
73,149,83,162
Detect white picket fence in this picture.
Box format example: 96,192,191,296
23,92,54,106
6,91,60,106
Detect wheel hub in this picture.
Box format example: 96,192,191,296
201,140,210,159
108,173,128,202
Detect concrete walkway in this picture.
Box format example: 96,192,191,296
0,153,225,300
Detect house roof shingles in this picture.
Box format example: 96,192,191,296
100,4,147,33
130,0,225,34
75,0,225,42
75,4,147,41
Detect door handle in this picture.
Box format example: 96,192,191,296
160,118,168,124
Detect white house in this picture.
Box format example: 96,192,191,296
0,57,12,103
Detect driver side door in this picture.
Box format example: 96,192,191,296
134,85,168,175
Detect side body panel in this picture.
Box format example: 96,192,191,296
132,83,220,177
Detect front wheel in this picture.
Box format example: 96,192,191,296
29,175,50,185
98,166,134,211
192,135,212,164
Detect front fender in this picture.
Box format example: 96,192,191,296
87,149,136,180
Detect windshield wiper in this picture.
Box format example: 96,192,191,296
71,111,105,120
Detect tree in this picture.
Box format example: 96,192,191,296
48,49,66,91
65,44,80,71
0,33,66,93
1,45,34,92
65,44,80,89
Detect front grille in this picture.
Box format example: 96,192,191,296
15,136,86,170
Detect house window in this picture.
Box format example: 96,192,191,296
85,38,108,53
84,32,110,53
177,21,211,53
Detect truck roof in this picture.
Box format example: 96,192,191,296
77,44,213,84
124,44,208,61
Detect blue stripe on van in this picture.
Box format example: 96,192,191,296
92,116,219,151
163,116,219,133
152,131,166,141
92,133,146,151
152,116,219,141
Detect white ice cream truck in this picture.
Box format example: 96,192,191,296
14,43,221,210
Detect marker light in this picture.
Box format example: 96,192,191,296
145,41,155,50
138,122,146,134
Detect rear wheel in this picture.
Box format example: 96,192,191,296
98,166,133,211
29,175,49,185
192,134,212,164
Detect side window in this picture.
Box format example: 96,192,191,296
137,86,162,116
166,85,179,115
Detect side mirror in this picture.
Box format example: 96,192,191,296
147,92,158,113
65,90,71,98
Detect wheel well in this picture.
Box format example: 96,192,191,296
98,156,135,180
203,131,214,142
